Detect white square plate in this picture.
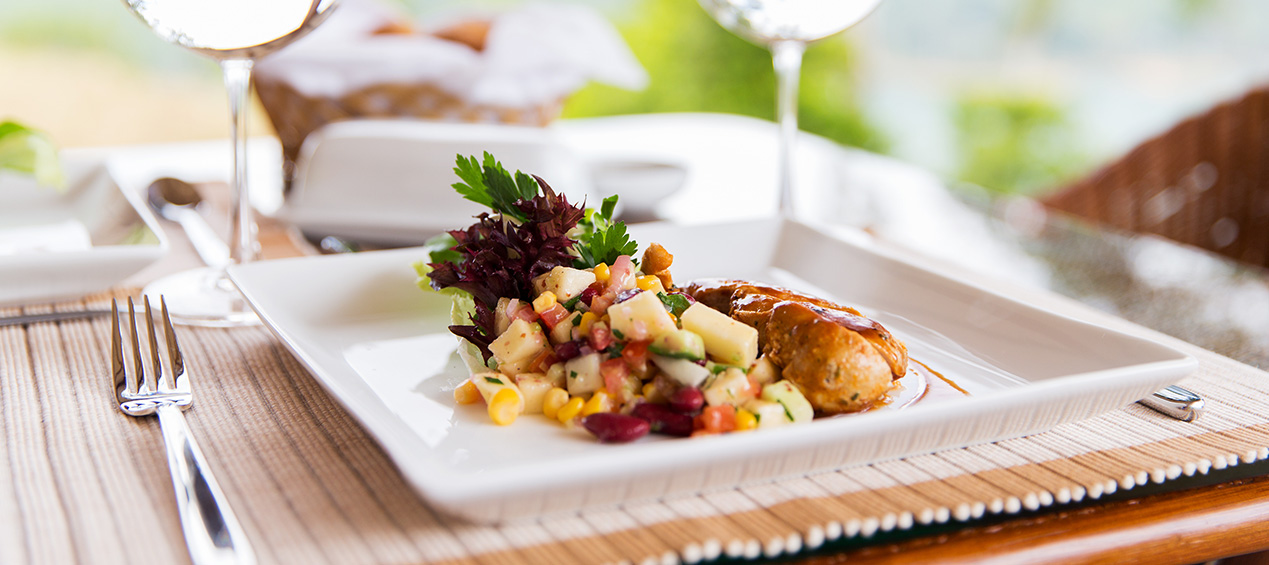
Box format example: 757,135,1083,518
0,158,166,306
228,219,1196,523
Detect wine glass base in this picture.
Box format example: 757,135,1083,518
142,268,260,327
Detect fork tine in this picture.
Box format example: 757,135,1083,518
111,299,128,403
160,296,182,389
127,297,146,393
143,296,163,391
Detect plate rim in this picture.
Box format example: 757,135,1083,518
228,218,1197,520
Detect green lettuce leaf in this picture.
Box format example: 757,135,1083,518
0,121,64,189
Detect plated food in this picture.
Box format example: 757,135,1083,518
420,154,909,442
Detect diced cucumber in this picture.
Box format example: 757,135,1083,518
648,329,706,361
760,380,814,424
650,354,710,388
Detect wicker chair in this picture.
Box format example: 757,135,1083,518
1043,87,1269,269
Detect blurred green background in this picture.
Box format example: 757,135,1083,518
2,0,1266,196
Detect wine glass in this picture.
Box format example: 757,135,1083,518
697,0,882,217
122,0,337,326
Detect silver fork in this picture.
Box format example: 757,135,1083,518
112,296,256,565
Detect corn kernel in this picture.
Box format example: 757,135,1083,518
542,387,569,419
488,388,522,426
636,275,665,294
593,263,611,283
735,408,758,432
453,379,482,405
579,312,599,334
581,390,613,417
642,382,657,399
556,396,585,424
532,291,558,313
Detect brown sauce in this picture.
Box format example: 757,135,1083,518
909,357,970,405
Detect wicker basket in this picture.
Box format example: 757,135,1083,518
1043,87,1269,269
254,75,562,186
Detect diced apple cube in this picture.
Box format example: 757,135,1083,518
550,311,581,344
490,318,548,365
748,356,781,386
761,380,814,424
680,303,759,367
565,353,603,396
608,290,677,341
494,297,514,336
702,367,756,407
533,266,597,301
471,372,524,412
513,373,554,414
743,399,792,429
544,363,567,388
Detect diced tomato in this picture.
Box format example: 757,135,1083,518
608,255,637,292
621,340,650,374
695,405,737,435
509,301,539,324
529,349,557,373
588,322,616,352
538,304,570,330
589,294,613,317
600,357,629,396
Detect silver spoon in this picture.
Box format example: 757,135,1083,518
147,177,231,269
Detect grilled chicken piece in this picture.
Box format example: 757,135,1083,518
683,279,907,414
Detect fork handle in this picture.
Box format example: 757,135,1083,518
157,403,256,565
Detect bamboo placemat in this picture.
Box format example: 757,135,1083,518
3,284,1268,565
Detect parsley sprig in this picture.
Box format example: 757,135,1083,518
428,153,643,361
452,152,540,222
573,195,638,269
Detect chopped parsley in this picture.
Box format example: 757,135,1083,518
611,328,625,340
657,292,691,317
484,376,503,385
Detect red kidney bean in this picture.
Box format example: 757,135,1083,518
582,413,650,443
669,386,705,414
631,403,694,437
578,283,602,306
553,339,584,362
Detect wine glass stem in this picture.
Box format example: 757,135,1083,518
221,58,258,268
771,39,805,218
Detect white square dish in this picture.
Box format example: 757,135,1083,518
0,158,167,306
228,218,1196,523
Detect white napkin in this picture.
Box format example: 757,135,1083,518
257,0,648,108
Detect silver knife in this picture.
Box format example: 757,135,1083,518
0,309,112,327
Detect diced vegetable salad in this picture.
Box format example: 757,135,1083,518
420,153,814,443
